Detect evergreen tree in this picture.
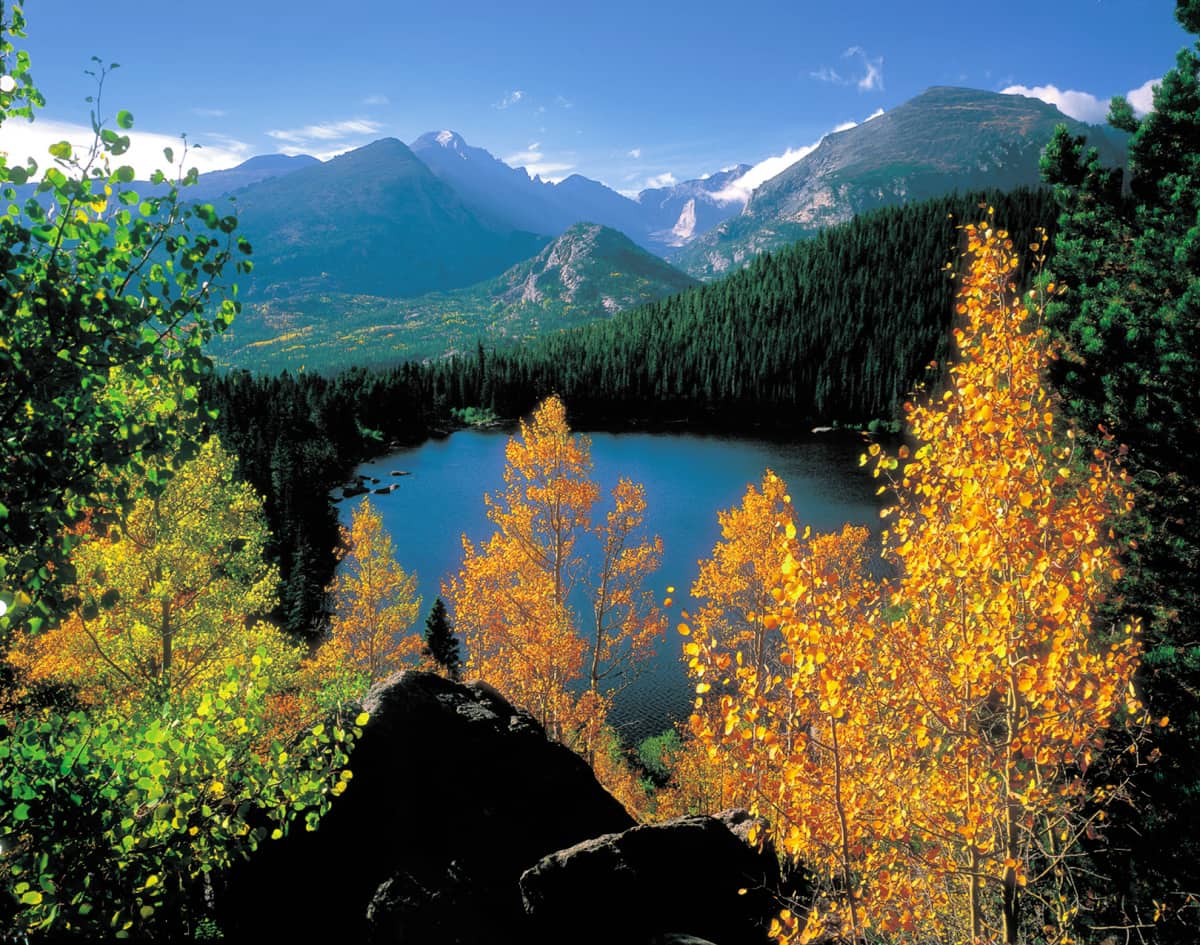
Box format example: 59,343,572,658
1040,2,1200,937
422,597,462,682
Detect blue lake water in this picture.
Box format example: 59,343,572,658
342,428,883,745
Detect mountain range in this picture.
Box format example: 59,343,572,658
673,87,1127,276
215,223,696,373
163,84,1127,370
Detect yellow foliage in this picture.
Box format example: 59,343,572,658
445,395,664,769
8,437,298,709
686,224,1143,944
305,498,422,698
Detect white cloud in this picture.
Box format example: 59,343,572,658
287,145,359,162
844,46,884,91
495,89,525,110
710,107,886,205
711,145,819,204
1126,78,1159,116
812,47,883,91
0,117,251,179
362,94,390,106
643,171,676,189
192,107,227,118
1000,83,1109,123
506,142,543,165
266,118,383,145
810,66,842,84
525,162,574,181
1000,79,1162,123
503,141,574,182
628,147,641,159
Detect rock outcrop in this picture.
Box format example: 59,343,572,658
219,671,633,942
520,810,782,945
219,671,795,944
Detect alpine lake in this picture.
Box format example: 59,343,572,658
338,428,885,745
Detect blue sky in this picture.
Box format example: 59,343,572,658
3,0,1192,195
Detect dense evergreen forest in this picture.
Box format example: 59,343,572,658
204,187,1057,638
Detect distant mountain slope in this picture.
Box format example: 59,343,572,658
427,188,1060,430
215,223,697,373
410,130,745,254
231,138,547,299
636,165,750,246
488,222,697,311
674,87,1126,278
9,151,320,209
410,130,577,235
186,153,320,202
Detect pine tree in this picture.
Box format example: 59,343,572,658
1039,4,1200,935
423,597,461,682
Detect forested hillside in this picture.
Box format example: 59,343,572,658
204,187,1056,638
427,187,1056,427
214,223,698,374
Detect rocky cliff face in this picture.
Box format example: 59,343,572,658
674,86,1126,279
218,672,794,944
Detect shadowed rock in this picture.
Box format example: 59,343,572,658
520,809,783,945
219,671,633,943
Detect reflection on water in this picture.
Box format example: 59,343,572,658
343,428,883,745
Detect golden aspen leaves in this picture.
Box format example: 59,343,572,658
680,222,1142,945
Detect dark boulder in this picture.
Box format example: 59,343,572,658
520,810,783,945
219,671,634,943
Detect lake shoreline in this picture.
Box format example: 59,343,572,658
342,426,885,745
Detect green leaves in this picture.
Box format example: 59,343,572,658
0,41,252,640
0,652,361,938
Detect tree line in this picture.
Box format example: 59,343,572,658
202,186,1058,639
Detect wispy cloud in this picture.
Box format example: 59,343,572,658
845,46,884,91
495,89,525,110
506,142,543,165
628,147,641,159
811,46,884,92
266,118,383,144
711,107,885,205
0,117,251,179
264,118,384,158
1001,79,1160,123
810,66,842,84
711,145,819,204
503,141,574,182
643,171,676,189
554,95,573,109
192,107,227,118
362,94,390,106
